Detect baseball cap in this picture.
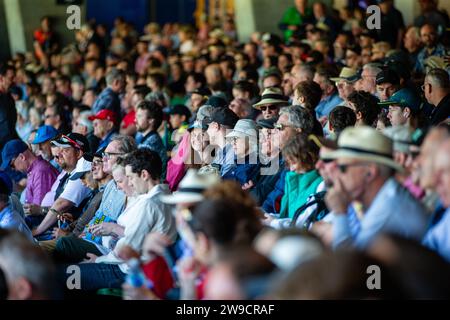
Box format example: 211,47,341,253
168,104,192,119
70,157,92,181
51,133,90,153
209,108,239,128
0,140,28,170
378,88,422,112
190,87,211,98
376,68,400,86
32,125,59,145
205,96,228,109
88,109,118,125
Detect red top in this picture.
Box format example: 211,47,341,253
122,110,136,129
142,256,175,299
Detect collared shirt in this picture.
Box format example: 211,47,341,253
423,208,450,262
82,179,126,249
41,170,67,207
136,131,168,179
332,178,428,249
212,143,236,178
25,156,59,206
414,43,447,74
97,130,116,152
315,93,343,119
92,87,121,116
0,204,34,241
96,184,177,274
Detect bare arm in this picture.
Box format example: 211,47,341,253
32,198,74,236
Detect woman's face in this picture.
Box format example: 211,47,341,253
231,136,249,158
112,168,134,197
190,128,208,152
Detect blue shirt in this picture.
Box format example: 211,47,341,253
315,93,343,119
423,208,450,262
82,180,126,245
212,143,236,178
0,204,33,241
414,44,447,74
333,178,428,249
136,131,168,180
92,87,121,116
97,130,116,152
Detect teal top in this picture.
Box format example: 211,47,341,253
279,169,323,219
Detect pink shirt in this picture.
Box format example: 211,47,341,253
26,156,59,205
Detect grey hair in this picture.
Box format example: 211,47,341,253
363,63,382,75
106,68,125,86
110,134,138,154
297,65,315,82
426,68,450,89
0,231,57,299
279,106,315,134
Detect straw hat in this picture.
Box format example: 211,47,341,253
330,67,359,83
253,87,289,109
160,169,220,204
324,126,403,171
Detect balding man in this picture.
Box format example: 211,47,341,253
415,24,446,74
290,64,315,96
423,68,450,126
423,138,450,262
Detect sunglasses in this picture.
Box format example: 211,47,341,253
274,123,296,131
337,163,368,174
260,105,279,112
102,152,125,159
60,135,82,150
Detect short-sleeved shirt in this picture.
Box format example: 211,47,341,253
59,172,91,207
25,156,59,206
41,170,66,207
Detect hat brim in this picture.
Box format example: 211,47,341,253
160,192,205,204
324,149,404,172
226,130,256,139
32,136,52,145
330,77,358,83
51,141,72,149
70,171,89,181
253,100,287,109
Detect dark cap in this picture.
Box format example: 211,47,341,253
257,117,278,130
378,88,422,112
0,140,28,170
190,87,211,97
205,96,228,109
376,68,400,86
210,108,239,128
168,104,192,119
51,133,90,153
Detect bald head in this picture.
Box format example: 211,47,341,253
290,65,315,92
420,24,438,48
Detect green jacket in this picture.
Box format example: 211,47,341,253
279,6,313,41
279,169,323,219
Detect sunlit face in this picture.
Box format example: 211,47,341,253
125,165,148,196
336,80,355,100
112,167,134,197
190,128,209,153
387,105,408,126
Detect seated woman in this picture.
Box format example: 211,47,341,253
223,119,260,186
265,134,324,227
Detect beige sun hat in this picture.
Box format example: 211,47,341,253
324,126,403,171
253,87,289,109
330,67,359,83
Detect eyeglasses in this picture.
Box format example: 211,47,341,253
102,152,125,159
337,163,368,174
92,160,103,166
260,105,279,112
274,123,296,131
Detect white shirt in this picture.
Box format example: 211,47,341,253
96,184,177,274
59,172,91,206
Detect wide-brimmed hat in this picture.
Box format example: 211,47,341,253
253,87,289,109
324,126,403,171
226,119,258,140
330,67,359,83
160,169,220,204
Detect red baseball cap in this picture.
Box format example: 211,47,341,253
89,109,117,124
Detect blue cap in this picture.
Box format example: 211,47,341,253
0,139,28,170
378,88,422,112
32,125,59,145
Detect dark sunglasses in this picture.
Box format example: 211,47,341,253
260,105,279,112
337,163,367,174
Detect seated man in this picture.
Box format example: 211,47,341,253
58,149,176,292
31,133,92,240
89,109,118,152
31,125,61,171
252,87,288,120
324,126,428,249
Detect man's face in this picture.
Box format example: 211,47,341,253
335,158,369,201
263,76,280,89
169,114,185,129
82,90,96,107
10,153,27,173
190,93,205,111
360,69,378,94
336,80,355,100
420,25,437,48
229,100,250,119
190,128,208,153
345,50,361,70
434,143,450,207
185,75,198,93
92,157,106,181
416,130,447,189
377,83,397,102
44,108,58,127
282,73,294,97
387,105,408,126
58,147,79,171
37,141,53,161
125,165,148,196
315,148,339,187
231,136,249,158
103,140,123,174
275,114,298,149
260,128,273,158
206,122,220,146
135,108,150,132
93,119,112,139
290,65,306,89
260,104,280,120
404,28,420,53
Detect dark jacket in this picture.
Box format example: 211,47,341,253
0,92,18,150
262,168,288,213
250,157,284,206
429,94,450,126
